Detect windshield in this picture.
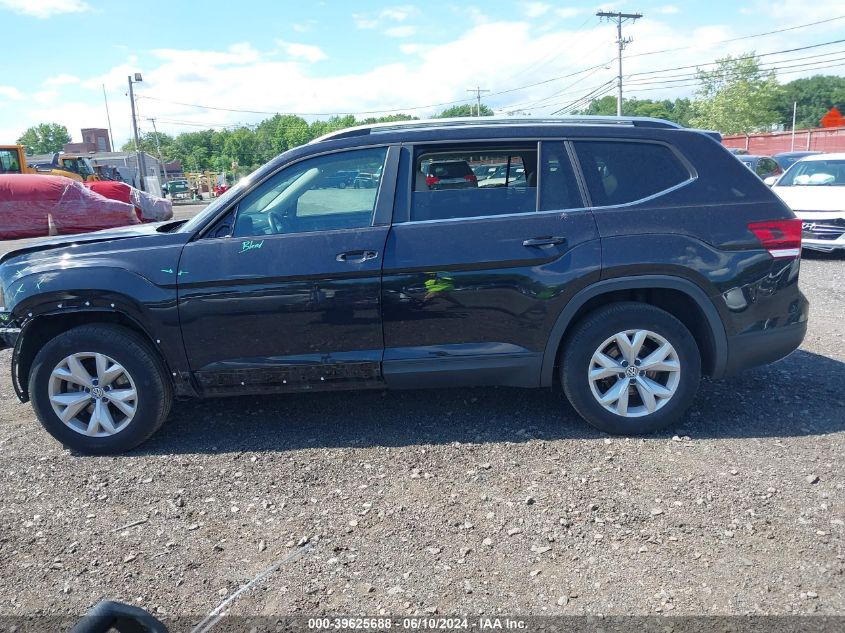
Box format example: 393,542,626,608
777,159,845,187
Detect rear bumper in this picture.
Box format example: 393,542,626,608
723,320,807,376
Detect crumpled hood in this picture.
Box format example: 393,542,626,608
0,221,186,266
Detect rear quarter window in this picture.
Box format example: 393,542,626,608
574,141,691,207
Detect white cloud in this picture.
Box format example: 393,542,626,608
0,85,24,100
276,40,327,63
44,73,80,86
33,90,59,104
385,25,417,38
380,6,416,21
11,10,841,147
352,14,378,29
0,0,90,19
655,5,680,14
353,5,418,29
556,8,581,19
524,2,552,18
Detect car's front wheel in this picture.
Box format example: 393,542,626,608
561,302,701,435
29,324,173,454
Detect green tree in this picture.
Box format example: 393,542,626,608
17,123,72,155
689,53,780,135
772,75,845,129
120,131,175,157
574,96,693,126
437,103,494,117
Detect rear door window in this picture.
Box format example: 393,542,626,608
411,146,538,221
573,141,691,207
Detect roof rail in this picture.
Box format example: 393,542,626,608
309,115,683,144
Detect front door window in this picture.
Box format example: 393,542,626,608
232,147,388,237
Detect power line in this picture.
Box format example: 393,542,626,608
627,38,845,80
623,60,845,94
626,14,845,60
502,36,845,114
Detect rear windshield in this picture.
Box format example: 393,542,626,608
428,161,473,178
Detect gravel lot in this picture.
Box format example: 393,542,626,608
0,252,842,625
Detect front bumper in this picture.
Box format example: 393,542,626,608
801,220,845,251
802,237,845,252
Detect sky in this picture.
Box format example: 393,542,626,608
0,0,843,147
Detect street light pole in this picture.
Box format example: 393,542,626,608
127,73,148,191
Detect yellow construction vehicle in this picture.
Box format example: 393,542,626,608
0,145,99,182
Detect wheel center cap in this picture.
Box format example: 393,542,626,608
625,365,640,378
91,386,105,399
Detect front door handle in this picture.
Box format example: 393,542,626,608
522,236,566,248
336,250,379,263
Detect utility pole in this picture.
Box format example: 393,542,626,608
149,117,169,194
466,86,490,116
790,101,797,151
127,73,147,191
596,10,643,116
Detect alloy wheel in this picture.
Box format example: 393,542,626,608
47,352,138,437
587,329,681,418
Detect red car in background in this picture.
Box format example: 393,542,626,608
0,175,139,240
85,180,173,223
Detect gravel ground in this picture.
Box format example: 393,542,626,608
0,254,842,625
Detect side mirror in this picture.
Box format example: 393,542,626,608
763,176,778,187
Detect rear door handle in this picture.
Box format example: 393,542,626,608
336,250,379,263
522,236,566,247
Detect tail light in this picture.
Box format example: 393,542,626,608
463,173,477,183
425,175,440,187
748,219,802,258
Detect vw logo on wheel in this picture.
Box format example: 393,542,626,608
625,365,640,378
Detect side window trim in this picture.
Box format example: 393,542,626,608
373,145,400,226
563,140,592,208
570,137,697,210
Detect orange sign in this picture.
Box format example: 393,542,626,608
820,106,844,128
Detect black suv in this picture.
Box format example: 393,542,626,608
0,117,808,454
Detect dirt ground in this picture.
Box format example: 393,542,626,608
0,253,842,627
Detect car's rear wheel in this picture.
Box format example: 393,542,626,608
29,324,172,454
561,302,701,435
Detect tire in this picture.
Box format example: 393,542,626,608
29,324,173,454
561,302,701,435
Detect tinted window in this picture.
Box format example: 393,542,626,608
411,146,537,221
232,147,387,237
0,149,21,174
574,141,690,207
538,142,582,211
